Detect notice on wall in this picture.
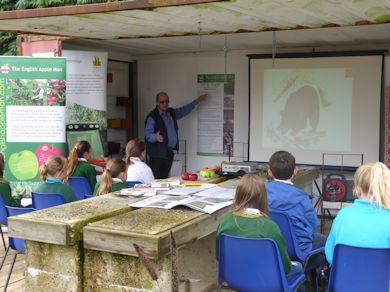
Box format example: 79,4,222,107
0,57,67,195
197,74,235,156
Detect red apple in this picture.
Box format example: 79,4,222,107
181,172,190,180
189,173,198,181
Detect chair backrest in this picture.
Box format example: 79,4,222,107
328,244,390,292
269,211,306,261
127,181,142,188
67,176,93,200
6,207,35,253
31,192,66,210
0,194,8,226
218,234,291,292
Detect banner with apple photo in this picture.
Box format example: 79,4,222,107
0,57,67,196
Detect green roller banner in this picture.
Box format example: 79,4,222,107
0,57,67,195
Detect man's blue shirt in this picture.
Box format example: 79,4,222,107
145,100,198,149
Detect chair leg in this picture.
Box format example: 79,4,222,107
310,267,321,292
0,246,10,271
3,252,17,292
0,227,7,251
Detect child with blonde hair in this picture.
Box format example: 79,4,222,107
325,162,390,264
94,158,128,196
66,140,97,191
216,174,303,282
125,138,154,184
34,156,77,203
0,153,21,206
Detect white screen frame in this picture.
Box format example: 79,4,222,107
248,52,384,167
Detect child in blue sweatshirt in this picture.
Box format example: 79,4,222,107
266,151,326,265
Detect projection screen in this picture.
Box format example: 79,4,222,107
249,54,383,166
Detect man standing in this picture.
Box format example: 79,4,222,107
31,83,44,106
144,91,207,179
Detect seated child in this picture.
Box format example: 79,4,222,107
216,173,303,281
94,158,128,196
266,151,325,257
325,162,390,264
35,156,77,203
125,138,154,184
0,153,21,207
66,141,97,191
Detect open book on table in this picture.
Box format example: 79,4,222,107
129,192,233,214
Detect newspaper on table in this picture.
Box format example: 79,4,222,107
120,183,171,197
129,186,235,214
160,183,217,196
193,186,235,200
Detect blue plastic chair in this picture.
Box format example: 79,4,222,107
31,192,67,210
269,211,325,265
0,194,8,251
270,211,326,291
218,234,305,292
0,195,9,271
4,206,35,291
127,181,142,188
67,176,93,200
328,244,390,292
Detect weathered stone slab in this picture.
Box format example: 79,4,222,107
25,241,82,292
8,193,141,245
84,207,230,259
83,232,218,291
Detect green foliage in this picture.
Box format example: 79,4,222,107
15,0,110,9
6,79,42,105
67,102,107,130
0,0,19,11
0,33,17,55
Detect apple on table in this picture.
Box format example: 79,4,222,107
189,173,198,181
181,172,198,181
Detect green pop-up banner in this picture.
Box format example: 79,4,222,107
0,57,67,195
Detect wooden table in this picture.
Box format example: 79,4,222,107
8,167,319,291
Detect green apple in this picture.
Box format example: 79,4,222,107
200,168,215,178
9,150,39,180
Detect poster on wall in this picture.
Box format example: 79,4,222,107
62,50,107,157
0,57,67,195
197,74,235,156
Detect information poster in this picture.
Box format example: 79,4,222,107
197,74,235,156
62,50,107,157
0,57,67,195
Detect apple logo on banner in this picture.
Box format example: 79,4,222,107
0,64,10,74
9,150,39,180
35,144,64,167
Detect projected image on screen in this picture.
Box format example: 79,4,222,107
249,55,383,166
263,69,352,151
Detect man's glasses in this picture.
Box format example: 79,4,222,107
159,100,169,104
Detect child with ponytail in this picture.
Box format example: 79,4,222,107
35,156,77,203
94,158,128,196
0,153,21,206
125,138,154,184
67,141,97,191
